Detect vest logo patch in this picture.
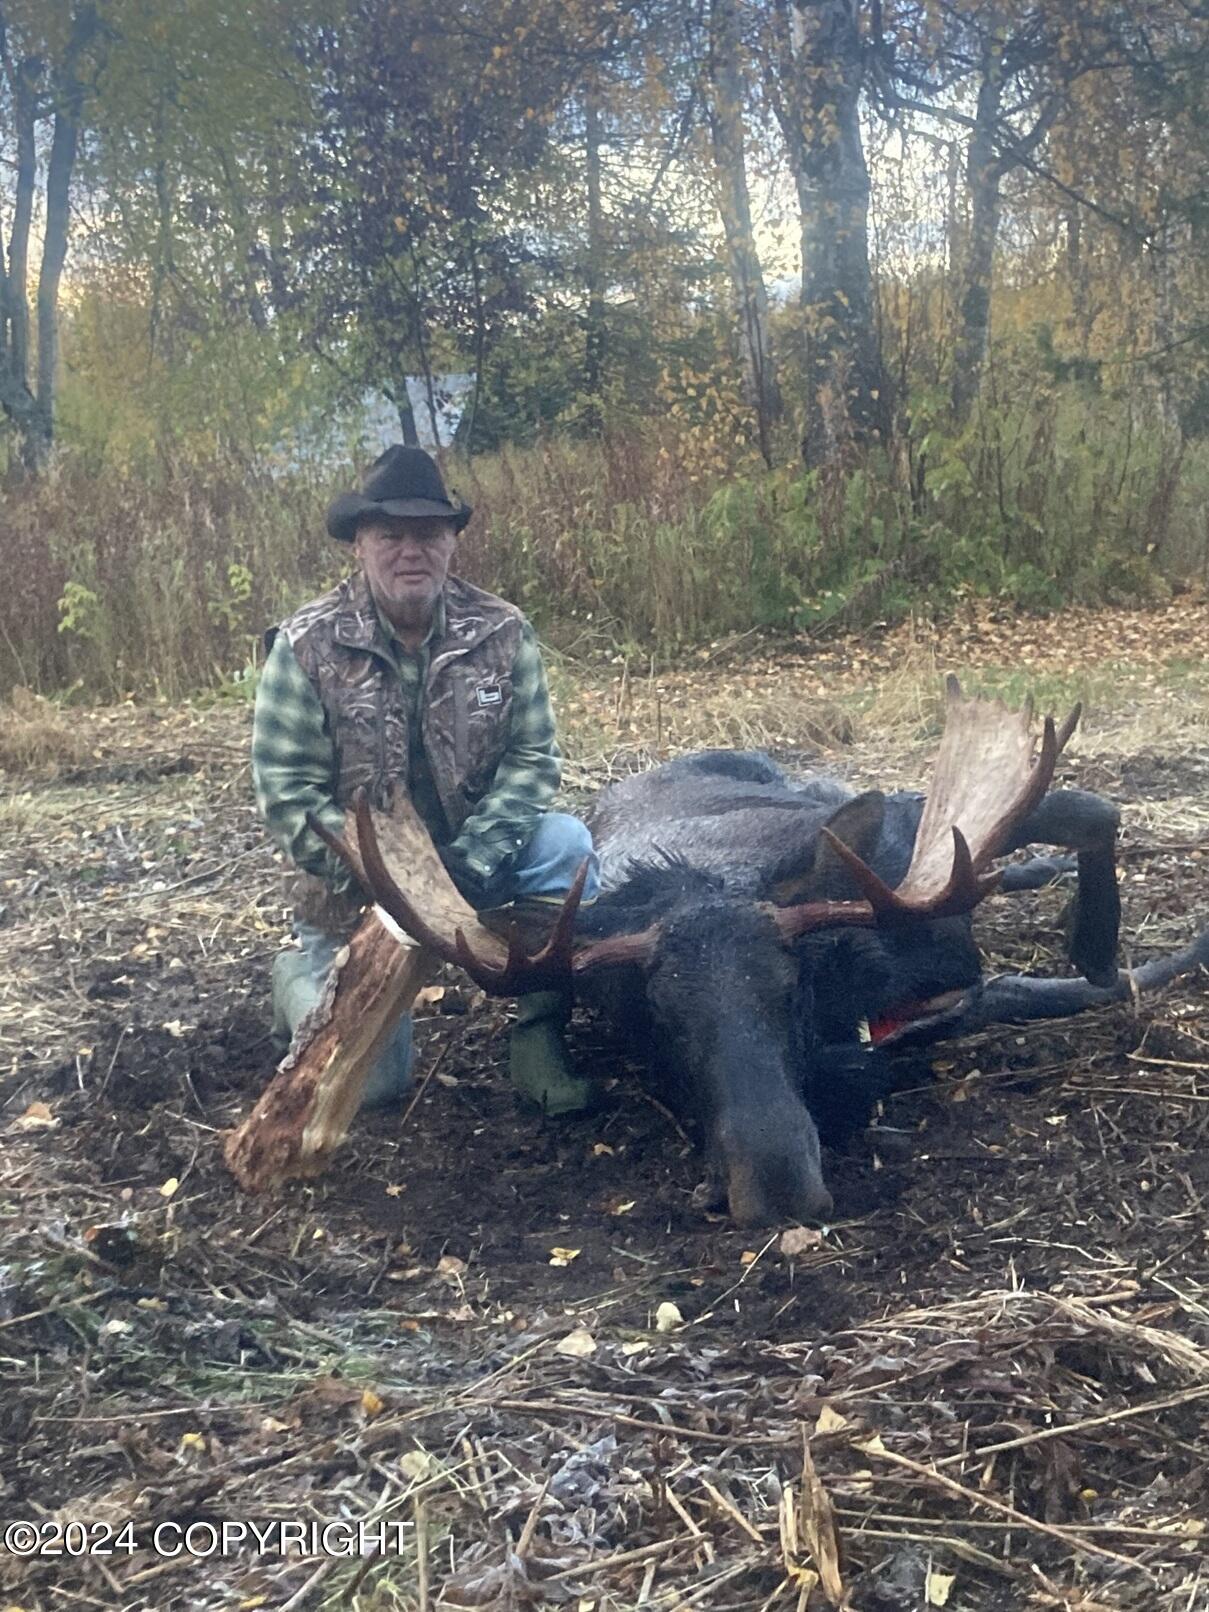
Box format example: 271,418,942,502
475,683,503,707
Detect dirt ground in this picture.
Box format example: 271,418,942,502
2,601,1208,1611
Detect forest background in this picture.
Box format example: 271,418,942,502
2,0,1208,700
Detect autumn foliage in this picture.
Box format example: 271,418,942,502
0,2,1208,692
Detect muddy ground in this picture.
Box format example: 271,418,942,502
1,607,1208,1610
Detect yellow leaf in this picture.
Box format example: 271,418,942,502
384,1183,404,1197
592,1142,614,1156
611,1200,636,1216
815,1403,849,1435
926,1567,956,1606
178,1431,206,1453
655,1301,683,1333
361,1388,384,1418
159,1177,180,1198
400,1449,439,1481
549,1247,581,1267
555,1326,596,1357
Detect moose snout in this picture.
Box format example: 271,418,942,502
726,1158,834,1228
715,1109,833,1228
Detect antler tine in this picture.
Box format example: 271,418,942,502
451,855,591,993
817,827,901,915
1018,715,1059,823
1055,703,1081,755
551,856,591,958
927,826,1004,916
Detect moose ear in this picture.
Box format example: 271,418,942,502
769,791,887,905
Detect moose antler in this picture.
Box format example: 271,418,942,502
772,677,1078,939
226,790,597,1193
309,790,593,994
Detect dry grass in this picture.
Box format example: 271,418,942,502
0,686,93,774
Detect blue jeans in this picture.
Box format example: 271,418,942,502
270,813,599,1108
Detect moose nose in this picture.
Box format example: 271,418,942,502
725,1158,833,1229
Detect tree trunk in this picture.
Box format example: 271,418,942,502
0,51,41,469
583,72,606,430
29,100,80,469
9,56,36,389
224,912,438,1193
707,0,780,464
949,51,1007,421
772,0,892,469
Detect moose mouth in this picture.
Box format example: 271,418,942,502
866,989,971,1047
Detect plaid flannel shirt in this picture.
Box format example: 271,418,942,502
252,603,562,897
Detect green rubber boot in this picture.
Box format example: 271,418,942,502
509,990,597,1116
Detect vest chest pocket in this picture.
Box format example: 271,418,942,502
458,670,513,795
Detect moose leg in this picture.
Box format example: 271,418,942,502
224,910,436,1193
878,922,1209,1051
999,854,1075,892
1007,789,1121,987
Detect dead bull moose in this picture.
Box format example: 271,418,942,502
225,679,1209,1222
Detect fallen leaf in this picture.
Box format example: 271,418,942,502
361,1388,384,1418
445,1303,476,1323
780,1226,824,1257
436,1254,466,1280
417,985,446,1005
592,1143,615,1156
161,1020,188,1038
815,1404,849,1435
159,1177,180,1199
555,1326,597,1357
926,1567,956,1607
549,1247,581,1267
400,1449,440,1481
384,1183,404,1198
102,1318,132,1336
13,1101,58,1131
611,1200,636,1216
178,1431,206,1454
655,1301,683,1333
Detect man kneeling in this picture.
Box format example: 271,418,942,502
251,445,600,1113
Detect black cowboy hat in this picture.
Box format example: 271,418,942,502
325,445,473,543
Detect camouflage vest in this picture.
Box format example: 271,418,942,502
272,571,524,931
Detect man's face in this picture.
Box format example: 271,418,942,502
354,516,456,625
